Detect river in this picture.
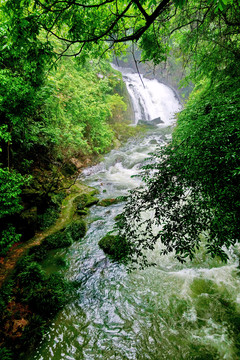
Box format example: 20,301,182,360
32,67,240,360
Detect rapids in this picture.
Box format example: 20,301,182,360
31,67,240,360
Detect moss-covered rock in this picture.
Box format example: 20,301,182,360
42,231,73,250
65,220,87,241
29,221,87,262
74,193,99,211
29,230,72,261
76,208,89,216
97,198,122,207
98,233,129,261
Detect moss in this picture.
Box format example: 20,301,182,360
190,278,217,298
74,193,99,211
98,233,129,261
29,221,87,263
111,123,146,143
37,192,66,231
29,231,72,263
98,198,121,207
65,220,87,241
76,208,89,216
55,256,67,267
42,231,73,250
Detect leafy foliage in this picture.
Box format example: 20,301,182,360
0,168,26,218
0,226,22,257
119,71,240,264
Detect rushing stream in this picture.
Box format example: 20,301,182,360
32,68,240,360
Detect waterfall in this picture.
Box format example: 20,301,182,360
111,64,181,124
29,68,240,360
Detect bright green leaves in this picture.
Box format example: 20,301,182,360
43,57,127,158
0,225,22,257
207,0,234,12
0,125,11,154
173,0,186,8
0,168,27,218
139,25,169,65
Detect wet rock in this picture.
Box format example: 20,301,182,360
98,233,129,260
151,117,164,125
74,193,99,211
138,117,163,126
97,198,121,207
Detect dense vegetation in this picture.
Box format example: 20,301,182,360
0,0,239,355
117,0,240,264
0,20,134,255
0,0,239,265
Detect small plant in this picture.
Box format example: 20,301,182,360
0,348,13,360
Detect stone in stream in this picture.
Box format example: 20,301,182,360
97,196,127,207
98,233,129,261
138,117,164,126
74,192,99,212
97,198,121,207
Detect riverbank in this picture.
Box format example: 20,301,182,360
0,119,146,359
0,182,98,288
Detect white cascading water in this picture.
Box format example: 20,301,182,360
111,64,181,124
30,67,240,360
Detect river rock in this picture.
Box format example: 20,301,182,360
74,193,99,211
138,117,163,126
151,117,164,125
98,233,129,260
97,198,121,207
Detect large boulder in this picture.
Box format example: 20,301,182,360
74,193,99,212
98,233,129,261
138,117,163,126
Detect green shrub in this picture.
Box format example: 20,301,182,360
29,273,71,317
0,348,13,360
42,231,73,250
65,220,87,241
0,226,22,257
0,279,14,316
17,261,45,288
28,245,48,262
